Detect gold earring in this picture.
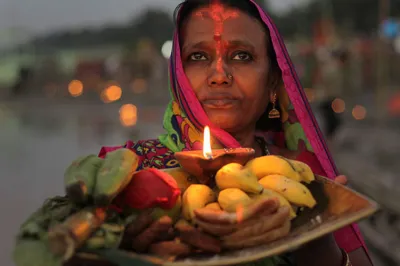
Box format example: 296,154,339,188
268,93,280,119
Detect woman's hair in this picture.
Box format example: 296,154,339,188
174,0,283,131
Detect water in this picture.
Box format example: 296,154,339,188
0,99,165,266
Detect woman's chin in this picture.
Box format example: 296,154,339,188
207,113,245,133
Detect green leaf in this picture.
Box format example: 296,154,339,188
13,240,63,266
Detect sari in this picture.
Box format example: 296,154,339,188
99,0,369,264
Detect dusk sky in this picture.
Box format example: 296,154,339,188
0,0,308,34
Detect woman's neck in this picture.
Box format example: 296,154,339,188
231,128,264,157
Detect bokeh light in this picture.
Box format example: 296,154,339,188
331,98,346,113
101,85,122,103
119,104,138,127
161,40,173,59
68,80,83,97
388,93,400,116
352,105,367,120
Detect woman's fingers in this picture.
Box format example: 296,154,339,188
222,206,290,242
120,211,154,250
124,211,154,237
335,175,348,185
222,219,291,250
235,197,279,223
193,208,237,224
175,220,221,253
149,241,192,259
155,227,176,242
131,216,173,252
194,198,279,224
194,217,237,236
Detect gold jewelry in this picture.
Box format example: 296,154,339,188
268,92,280,119
227,73,233,80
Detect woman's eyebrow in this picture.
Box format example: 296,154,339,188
183,39,255,53
227,40,255,49
182,41,214,53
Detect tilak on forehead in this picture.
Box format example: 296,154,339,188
195,1,239,72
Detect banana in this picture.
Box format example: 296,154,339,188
259,175,316,208
215,163,263,194
160,168,198,193
205,202,222,211
182,184,216,221
218,188,252,213
250,188,297,219
285,159,315,183
64,154,104,204
94,148,139,206
245,155,302,182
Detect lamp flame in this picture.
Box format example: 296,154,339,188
203,126,213,159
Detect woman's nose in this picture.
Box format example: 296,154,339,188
207,62,232,87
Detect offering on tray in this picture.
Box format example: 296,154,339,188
81,155,320,260
13,150,378,266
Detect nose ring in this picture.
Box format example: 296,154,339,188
227,73,233,80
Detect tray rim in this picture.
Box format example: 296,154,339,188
76,175,379,266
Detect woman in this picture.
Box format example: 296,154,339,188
14,0,372,265
99,0,372,264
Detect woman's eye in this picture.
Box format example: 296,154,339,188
189,53,207,61
232,52,252,61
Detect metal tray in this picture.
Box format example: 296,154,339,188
65,175,379,266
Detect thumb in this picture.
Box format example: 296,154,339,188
335,175,348,185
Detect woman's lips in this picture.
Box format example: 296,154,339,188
202,99,239,109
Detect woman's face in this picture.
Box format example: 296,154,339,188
181,6,271,134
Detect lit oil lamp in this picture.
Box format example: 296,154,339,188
174,126,255,185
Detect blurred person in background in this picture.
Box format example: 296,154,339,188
316,97,343,147
14,1,372,266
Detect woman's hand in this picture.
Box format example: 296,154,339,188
120,210,221,258
194,198,291,250
334,175,347,185
120,211,176,253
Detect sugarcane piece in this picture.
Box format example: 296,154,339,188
47,208,106,261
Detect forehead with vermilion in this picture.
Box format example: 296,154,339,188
182,6,265,47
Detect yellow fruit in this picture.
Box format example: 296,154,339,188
215,163,263,194
251,188,297,219
259,175,316,208
160,168,198,193
282,158,315,184
245,155,301,182
218,188,252,213
205,202,222,211
182,184,216,221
